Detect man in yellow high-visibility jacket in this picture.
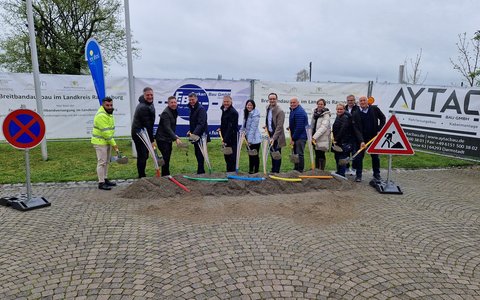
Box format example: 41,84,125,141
91,97,119,190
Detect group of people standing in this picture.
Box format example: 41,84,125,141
332,95,386,181
91,89,385,190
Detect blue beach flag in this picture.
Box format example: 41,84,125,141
85,38,105,106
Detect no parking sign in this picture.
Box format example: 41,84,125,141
1,109,50,211
2,109,46,149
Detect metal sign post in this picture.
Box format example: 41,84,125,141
1,109,51,211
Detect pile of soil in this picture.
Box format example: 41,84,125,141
118,170,357,225
138,190,356,225
120,169,353,200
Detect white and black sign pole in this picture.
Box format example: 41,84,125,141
26,0,48,161
25,149,32,201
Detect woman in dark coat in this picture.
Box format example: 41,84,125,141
332,103,354,178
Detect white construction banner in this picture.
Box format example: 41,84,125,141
253,81,369,127
134,78,251,137
373,83,480,160
0,73,130,140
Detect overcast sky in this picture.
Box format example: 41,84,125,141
109,0,480,86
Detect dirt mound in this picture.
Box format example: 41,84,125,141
119,169,353,200
137,190,356,225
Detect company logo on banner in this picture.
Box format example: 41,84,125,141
85,38,105,106
174,84,210,121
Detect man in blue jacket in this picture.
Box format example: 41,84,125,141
187,92,209,174
289,97,308,172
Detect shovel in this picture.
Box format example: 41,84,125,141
289,145,299,163
244,138,258,156
218,130,233,155
177,141,189,150
154,148,165,166
111,151,128,164
330,132,343,152
339,135,378,166
265,127,281,160
287,128,299,164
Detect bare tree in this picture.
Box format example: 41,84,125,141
404,48,428,84
296,69,309,82
450,32,480,87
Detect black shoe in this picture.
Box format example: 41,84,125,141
373,174,382,181
98,182,111,190
104,179,117,186
355,176,362,182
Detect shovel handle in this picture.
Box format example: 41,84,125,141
352,135,378,159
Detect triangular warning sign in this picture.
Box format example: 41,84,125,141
367,115,414,155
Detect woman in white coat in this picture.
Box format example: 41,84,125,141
243,99,262,174
311,98,331,170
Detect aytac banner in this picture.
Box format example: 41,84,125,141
373,83,480,160
85,38,105,106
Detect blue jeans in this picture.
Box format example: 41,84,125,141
293,139,306,172
270,140,282,173
334,145,349,177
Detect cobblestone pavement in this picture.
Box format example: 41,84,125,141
1,167,479,300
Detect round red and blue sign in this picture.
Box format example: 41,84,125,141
2,109,46,149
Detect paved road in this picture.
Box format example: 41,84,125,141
1,167,479,300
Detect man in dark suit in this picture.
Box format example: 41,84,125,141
187,92,209,174
155,96,183,176
344,94,360,176
352,96,386,182
131,87,156,178
220,95,239,172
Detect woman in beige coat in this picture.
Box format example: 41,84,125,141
311,98,331,170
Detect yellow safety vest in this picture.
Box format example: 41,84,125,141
91,106,117,146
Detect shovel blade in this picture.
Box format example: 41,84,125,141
271,151,282,160
290,154,300,163
222,146,233,155
332,144,343,152
338,158,350,166
116,157,129,164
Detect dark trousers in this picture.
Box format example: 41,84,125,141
248,143,261,173
334,149,348,177
315,149,326,169
132,134,149,178
193,142,205,174
354,151,380,178
293,139,306,172
224,144,237,172
270,140,282,173
157,140,172,176
349,143,359,170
